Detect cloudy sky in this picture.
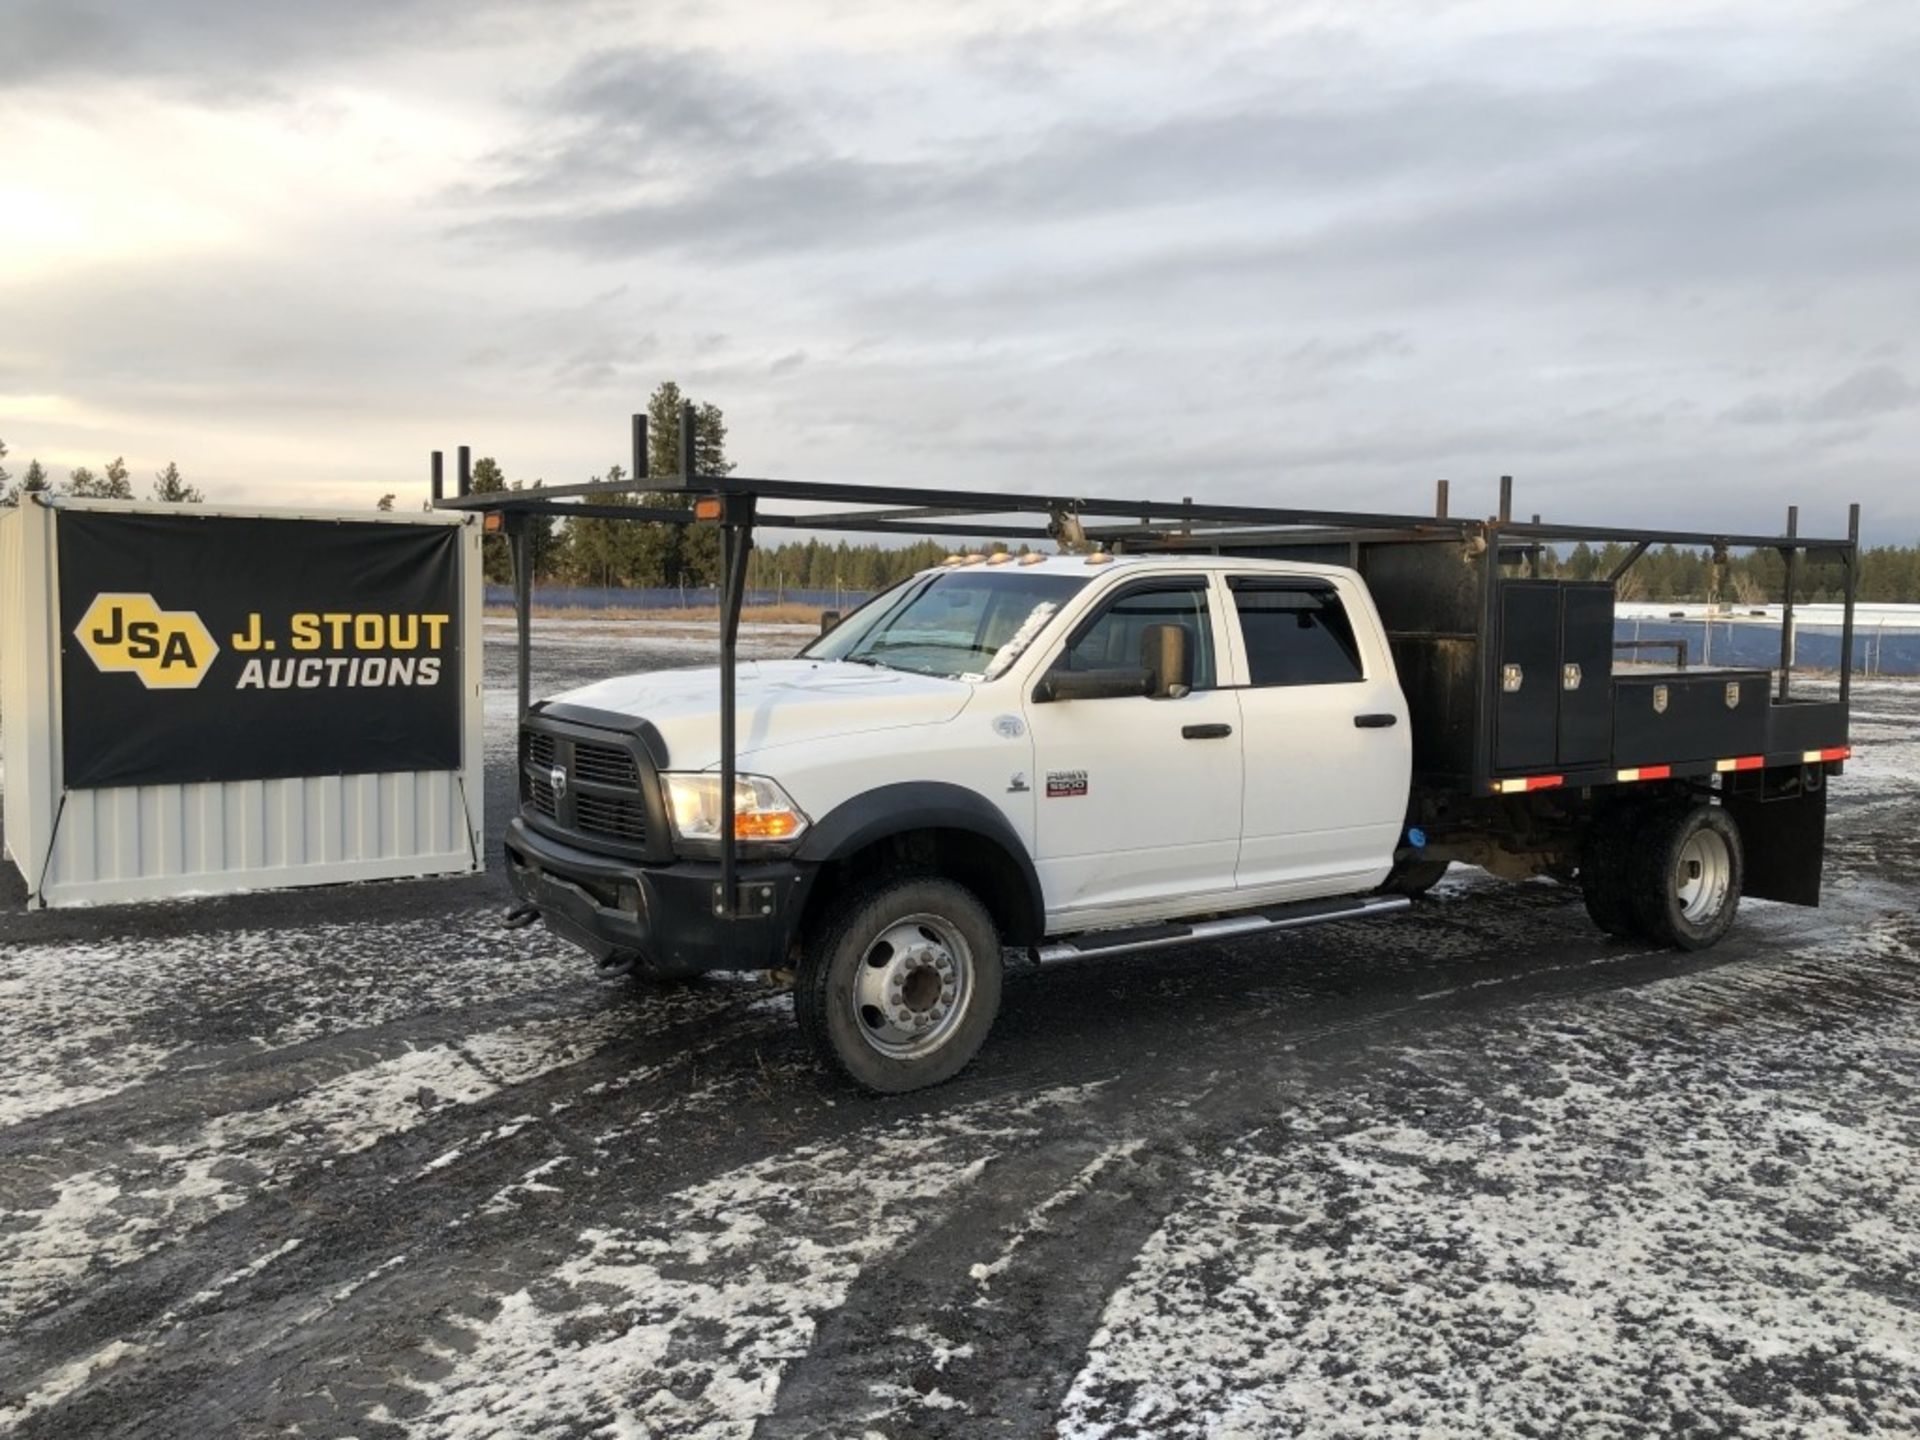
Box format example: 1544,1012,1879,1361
4,0,1916,539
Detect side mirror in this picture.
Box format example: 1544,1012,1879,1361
1033,667,1150,703
1141,623,1192,699
818,610,841,637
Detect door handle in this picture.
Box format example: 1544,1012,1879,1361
1182,723,1233,740
1353,713,1398,728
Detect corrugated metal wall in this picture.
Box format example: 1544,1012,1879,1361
2,498,484,908
44,771,476,904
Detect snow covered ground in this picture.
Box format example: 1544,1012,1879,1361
1616,601,1920,627
0,626,1917,1439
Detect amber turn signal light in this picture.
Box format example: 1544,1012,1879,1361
735,811,801,840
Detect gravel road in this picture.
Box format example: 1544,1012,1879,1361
3,623,1916,1438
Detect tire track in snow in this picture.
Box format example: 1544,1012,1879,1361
754,897,1909,1436
0,1009,633,1327
1056,922,1920,1440
0,912,597,1132
379,1085,1106,1440
0,986,786,1361
0,969,757,1199
3,1065,772,1440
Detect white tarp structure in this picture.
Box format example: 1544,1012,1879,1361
1,497,484,908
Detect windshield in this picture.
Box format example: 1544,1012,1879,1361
803,569,1088,679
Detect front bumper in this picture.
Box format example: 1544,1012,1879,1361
503,816,813,976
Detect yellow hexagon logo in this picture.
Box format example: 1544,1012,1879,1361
74,593,220,689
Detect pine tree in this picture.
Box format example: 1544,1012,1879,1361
64,458,134,499
151,462,203,503
565,464,652,588
21,459,50,500
470,459,567,584
631,381,736,588
471,457,513,582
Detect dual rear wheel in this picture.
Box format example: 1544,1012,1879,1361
1581,801,1743,949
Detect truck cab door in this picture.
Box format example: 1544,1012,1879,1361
1225,575,1410,898
1022,576,1243,928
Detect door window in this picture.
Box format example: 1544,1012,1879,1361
1059,584,1216,690
1231,581,1364,686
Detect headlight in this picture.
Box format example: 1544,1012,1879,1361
663,773,809,843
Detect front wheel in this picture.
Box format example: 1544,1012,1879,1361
796,875,1003,1093
1628,804,1743,950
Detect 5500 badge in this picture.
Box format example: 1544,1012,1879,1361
76,595,451,691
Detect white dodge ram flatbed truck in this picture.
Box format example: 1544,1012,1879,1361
503,546,1850,1092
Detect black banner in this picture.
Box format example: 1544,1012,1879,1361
58,511,463,788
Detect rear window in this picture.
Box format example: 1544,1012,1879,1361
1232,581,1364,686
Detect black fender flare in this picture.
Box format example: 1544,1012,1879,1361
795,781,1044,940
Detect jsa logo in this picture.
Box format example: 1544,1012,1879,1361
74,593,221,689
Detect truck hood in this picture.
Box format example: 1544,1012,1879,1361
544,659,973,770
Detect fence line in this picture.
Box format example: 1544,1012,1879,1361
484,584,872,613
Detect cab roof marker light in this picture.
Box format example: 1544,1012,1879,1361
1018,552,1048,565
1086,551,1115,566
986,551,1013,564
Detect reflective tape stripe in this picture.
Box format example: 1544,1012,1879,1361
1493,775,1564,794
1715,756,1765,773
1802,746,1851,763
1616,765,1672,782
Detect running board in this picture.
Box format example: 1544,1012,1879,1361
1034,894,1410,965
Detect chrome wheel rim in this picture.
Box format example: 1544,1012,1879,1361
1674,828,1732,924
852,913,972,1059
